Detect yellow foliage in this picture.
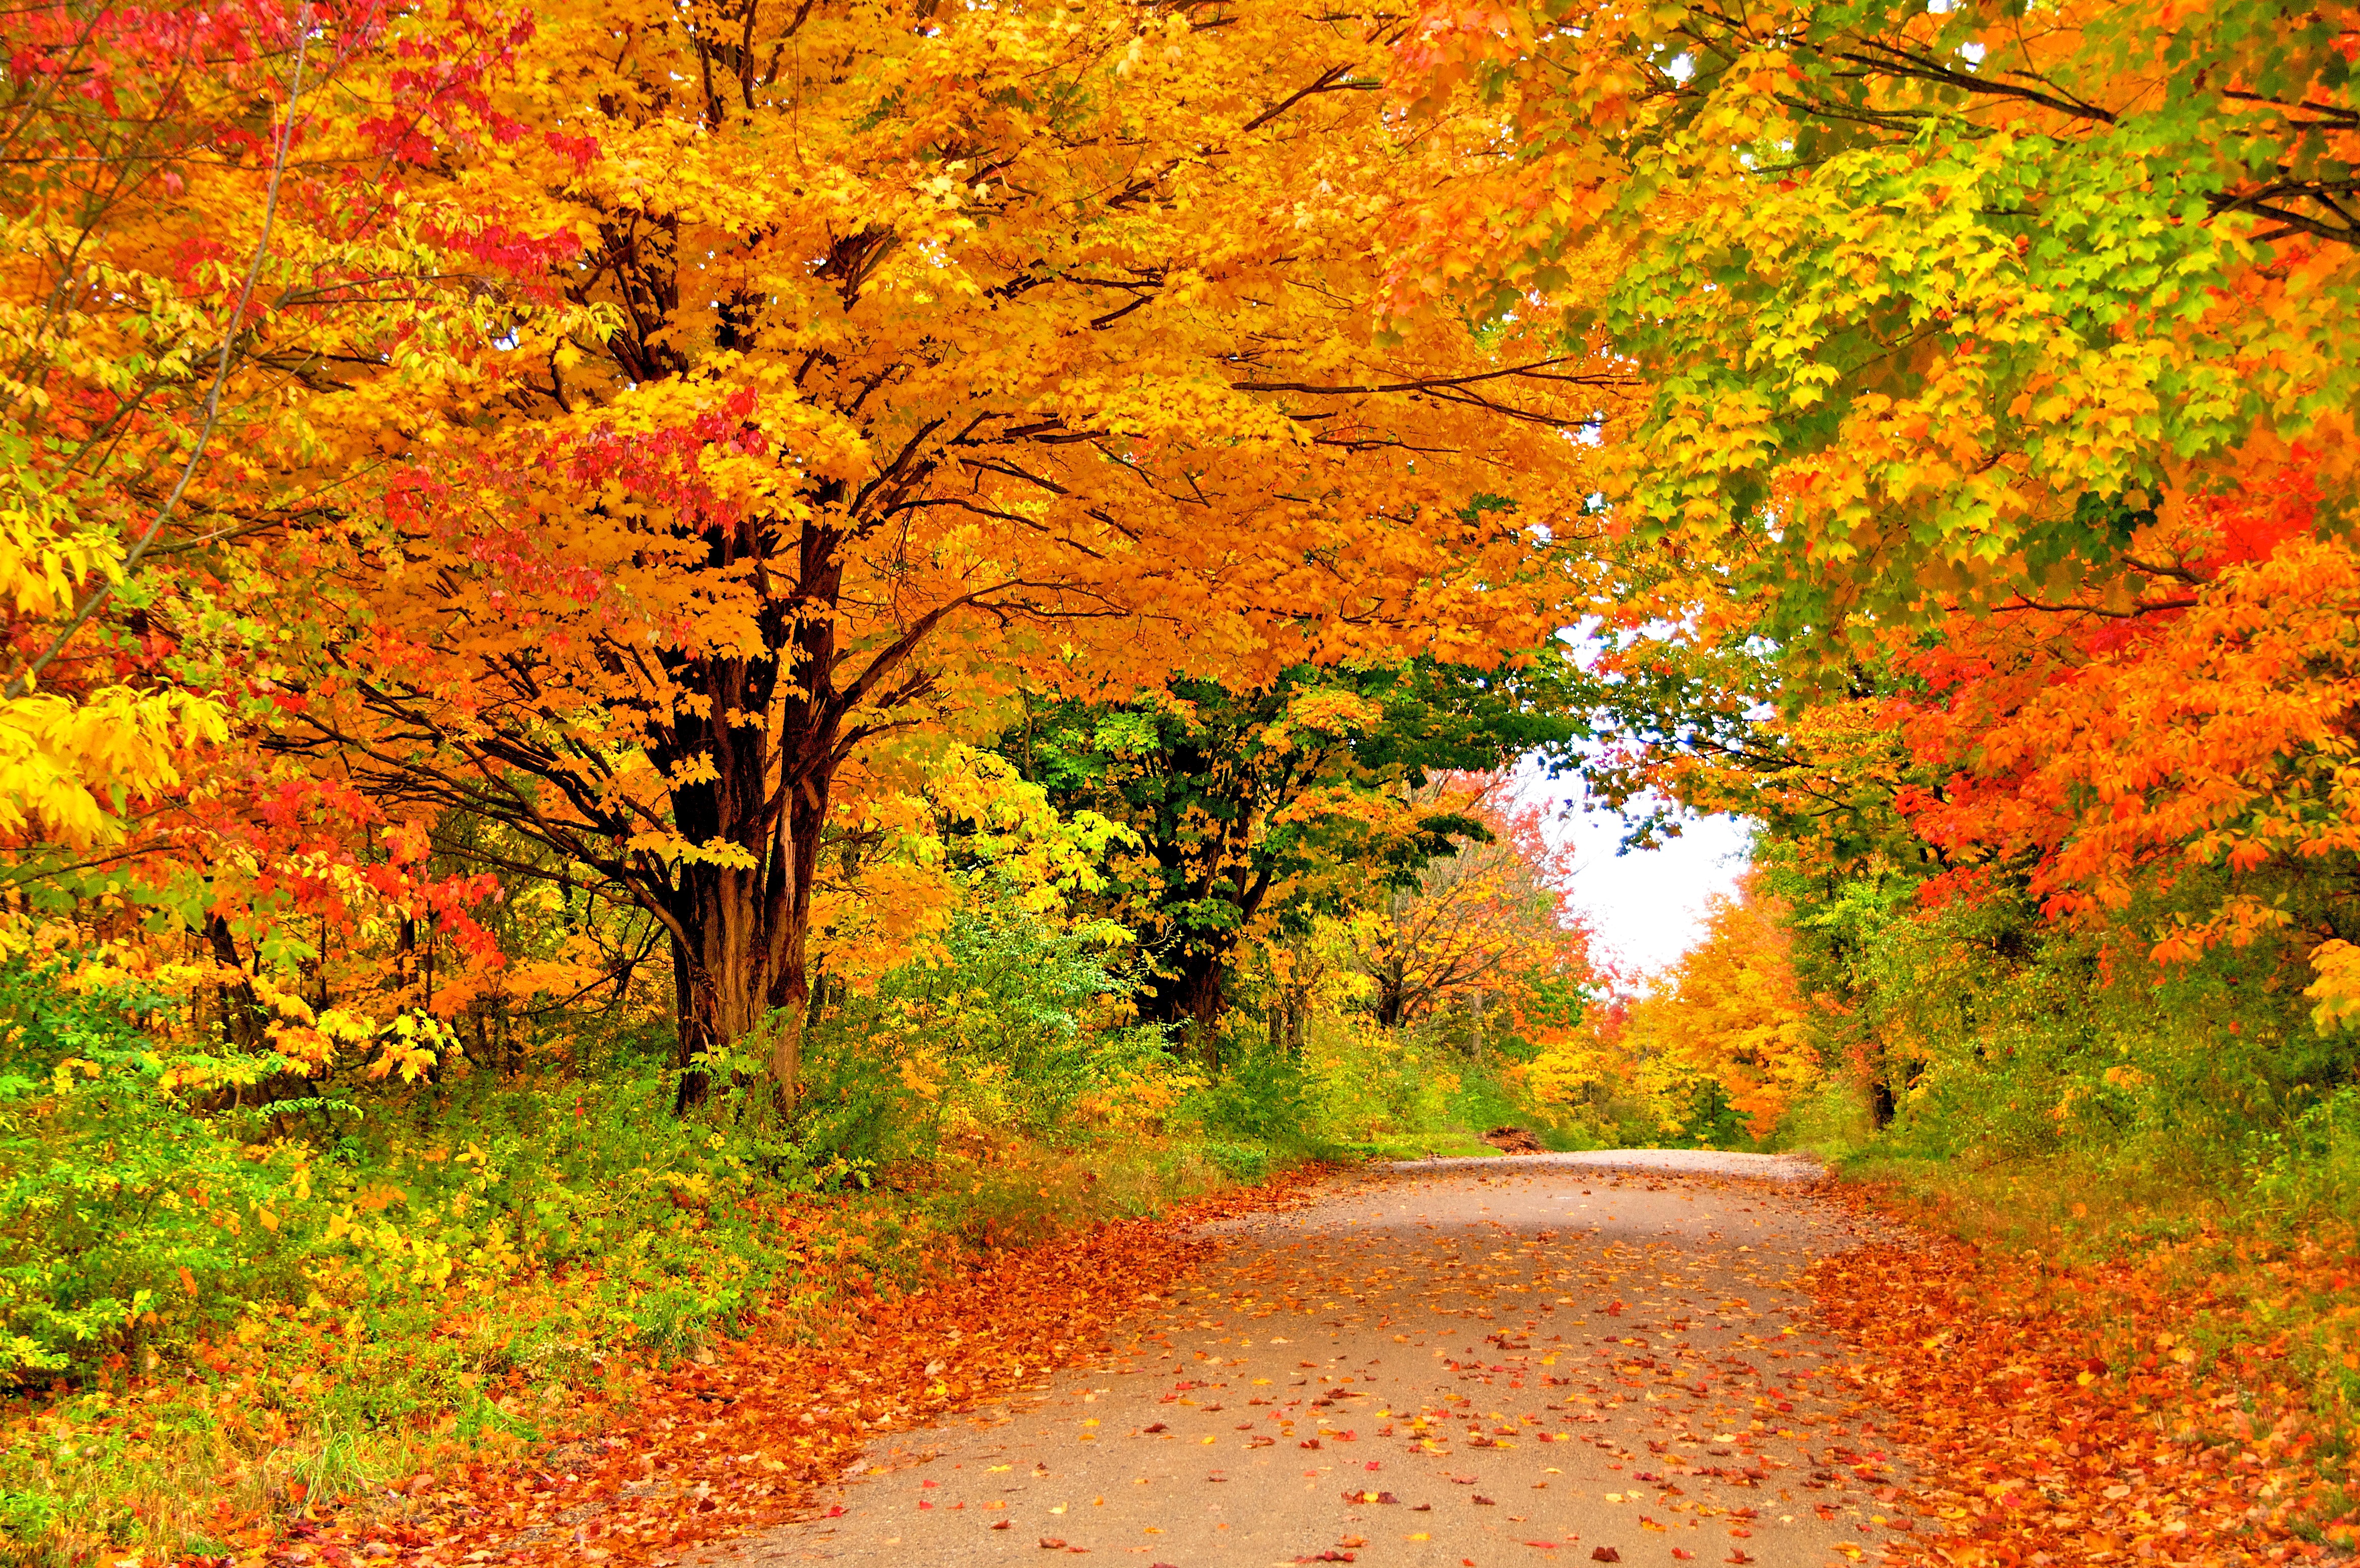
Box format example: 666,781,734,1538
1623,879,1818,1139
0,689,226,847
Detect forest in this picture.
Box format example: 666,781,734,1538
1,0,2355,1559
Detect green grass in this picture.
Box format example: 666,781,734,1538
1352,1130,1504,1159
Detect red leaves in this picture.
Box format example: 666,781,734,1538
276,1168,1330,1566
1809,1188,2345,1565
542,129,599,172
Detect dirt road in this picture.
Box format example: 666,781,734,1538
710,1152,1914,1568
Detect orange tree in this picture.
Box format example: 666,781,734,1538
0,0,569,855
1619,873,1815,1140
278,0,1618,1095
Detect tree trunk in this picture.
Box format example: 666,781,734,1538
659,585,838,1108
1373,960,1406,1029
666,808,822,1108
204,913,267,1050
1144,949,1230,1074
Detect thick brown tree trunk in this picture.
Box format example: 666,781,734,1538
1146,953,1230,1074
665,774,831,1105
657,519,842,1109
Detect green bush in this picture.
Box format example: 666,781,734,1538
1184,1039,1312,1146
0,964,307,1380
1775,858,2360,1223
801,898,1176,1162
2245,1085,2360,1223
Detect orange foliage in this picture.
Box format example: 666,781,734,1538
276,0,1613,1088
1813,1188,2348,1565
1619,875,1816,1139
1890,452,2360,1022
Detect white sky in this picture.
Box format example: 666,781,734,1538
1523,772,1754,982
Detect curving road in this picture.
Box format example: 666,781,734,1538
710,1152,1913,1568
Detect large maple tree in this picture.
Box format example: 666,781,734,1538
282,0,1616,1093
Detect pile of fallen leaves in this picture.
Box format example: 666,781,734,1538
272,1164,1336,1567
1809,1187,2354,1567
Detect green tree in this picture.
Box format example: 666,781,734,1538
1002,658,1584,1064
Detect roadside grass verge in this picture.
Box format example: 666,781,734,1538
0,1128,1305,1568
1814,1145,2360,1550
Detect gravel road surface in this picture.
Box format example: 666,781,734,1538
712,1153,1906,1568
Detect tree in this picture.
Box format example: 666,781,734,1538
1882,452,2360,1025
286,0,1614,1097
1629,875,1816,1140
1359,773,1590,1033
1006,658,1585,1063
1392,0,2357,634
0,0,565,853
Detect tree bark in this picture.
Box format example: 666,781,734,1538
662,758,830,1103
1372,960,1406,1029
204,913,267,1050
1144,951,1229,1073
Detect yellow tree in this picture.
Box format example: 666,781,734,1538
284,0,1618,1093
1621,875,1816,1139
